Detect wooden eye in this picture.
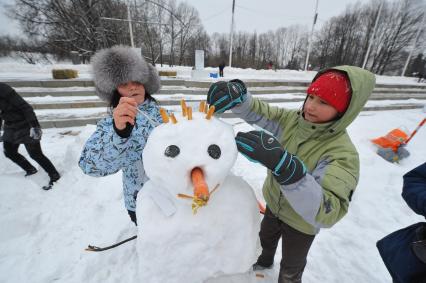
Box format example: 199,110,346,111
208,144,221,159
165,145,180,158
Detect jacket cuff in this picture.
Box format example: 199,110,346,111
113,121,134,138
231,91,253,115
29,119,40,128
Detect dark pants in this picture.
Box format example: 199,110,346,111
257,207,315,283
3,141,59,178
219,69,224,77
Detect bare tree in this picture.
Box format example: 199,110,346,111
311,0,425,74
369,0,422,74
134,1,161,64
7,0,425,73
285,25,308,70
175,2,202,65
9,0,128,57
165,0,178,67
186,28,210,66
231,31,250,67
248,32,257,67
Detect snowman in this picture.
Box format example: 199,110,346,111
135,101,261,283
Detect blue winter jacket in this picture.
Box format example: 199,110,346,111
79,99,162,211
402,162,426,218
377,162,426,283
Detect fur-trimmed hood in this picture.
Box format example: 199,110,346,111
91,45,161,102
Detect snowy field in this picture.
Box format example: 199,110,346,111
0,108,425,282
0,56,425,86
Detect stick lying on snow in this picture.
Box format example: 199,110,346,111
85,235,137,252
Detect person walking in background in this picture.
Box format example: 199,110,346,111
417,71,425,83
377,162,426,283
0,82,60,190
207,66,375,282
79,45,163,225
218,61,226,77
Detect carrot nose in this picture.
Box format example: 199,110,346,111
191,167,209,201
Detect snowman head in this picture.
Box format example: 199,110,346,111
143,102,237,202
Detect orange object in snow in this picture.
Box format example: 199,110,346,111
191,168,210,201
405,118,426,144
372,118,426,154
371,128,409,153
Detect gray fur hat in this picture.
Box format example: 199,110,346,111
91,45,161,102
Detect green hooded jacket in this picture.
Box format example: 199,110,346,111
232,65,375,235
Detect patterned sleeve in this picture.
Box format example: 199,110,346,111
78,117,145,177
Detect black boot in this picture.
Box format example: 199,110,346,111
252,262,273,271
42,173,61,191
49,172,61,183
25,168,38,176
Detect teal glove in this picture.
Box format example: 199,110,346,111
207,79,247,113
236,131,307,185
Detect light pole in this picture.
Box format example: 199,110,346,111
401,12,425,76
229,0,236,68
362,2,383,69
127,0,135,47
304,0,319,71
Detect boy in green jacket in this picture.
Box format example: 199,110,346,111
207,66,375,282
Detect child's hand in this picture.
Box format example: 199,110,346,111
113,97,138,130
235,131,307,185
207,79,247,113
29,127,43,140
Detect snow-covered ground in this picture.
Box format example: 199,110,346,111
0,108,425,282
0,57,425,86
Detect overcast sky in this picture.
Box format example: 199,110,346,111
0,0,19,36
0,0,375,36
185,0,373,34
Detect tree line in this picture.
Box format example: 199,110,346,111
1,0,425,76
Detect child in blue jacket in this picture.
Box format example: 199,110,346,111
377,162,426,282
79,46,162,225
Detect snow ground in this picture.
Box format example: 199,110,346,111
0,59,425,87
0,109,425,283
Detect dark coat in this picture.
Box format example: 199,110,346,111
402,162,426,218
377,162,426,283
0,82,40,144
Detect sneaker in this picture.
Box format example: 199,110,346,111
25,168,38,176
252,262,273,271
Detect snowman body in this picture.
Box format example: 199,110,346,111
135,111,260,283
